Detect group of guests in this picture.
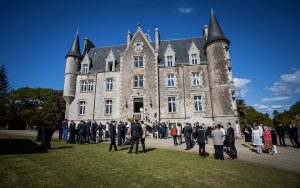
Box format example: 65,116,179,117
244,123,299,155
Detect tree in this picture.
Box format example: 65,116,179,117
11,87,59,129
0,64,10,127
290,101,300,116
40,90,65,128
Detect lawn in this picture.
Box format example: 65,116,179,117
0,134,299,188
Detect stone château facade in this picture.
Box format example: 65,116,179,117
63,11,240,135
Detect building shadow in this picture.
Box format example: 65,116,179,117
0,139,48,155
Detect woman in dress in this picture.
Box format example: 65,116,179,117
263,126,273,154
252,125,263,154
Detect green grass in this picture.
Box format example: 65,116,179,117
0,134,300,188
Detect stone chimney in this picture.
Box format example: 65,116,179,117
203,25,209,40
127,30,132,46
155,28,160,50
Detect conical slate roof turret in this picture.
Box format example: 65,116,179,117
82,37,95,56
66,32,81,58
205,9,230,48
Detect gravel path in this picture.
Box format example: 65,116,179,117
1,130,300,173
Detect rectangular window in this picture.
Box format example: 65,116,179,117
167,74,175,87
79,101,86,115
82,64,89,74
191,54,197,65
192,73,200,86
168,96,176,113
88,80,94,91
194,96,202,112
133,56,144,68
133,75,144,88
106,78,113,91
105,100,112,115
80,81,88,92
167,56,173,66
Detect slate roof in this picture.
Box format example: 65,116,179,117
66,33,81,58
86,37,207,72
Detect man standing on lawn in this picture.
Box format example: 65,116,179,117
108,120,118,152
141,121,147,153
184,123,193,150
212,124,224,160
128,119,142,154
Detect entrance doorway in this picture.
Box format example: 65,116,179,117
133,97,143,113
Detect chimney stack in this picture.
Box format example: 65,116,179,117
155,28,160,51
127,30,132,46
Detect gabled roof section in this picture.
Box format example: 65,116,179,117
82,37,95,57
66,32,81,58
205,10,230,48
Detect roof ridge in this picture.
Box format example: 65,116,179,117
160,37,205,42
92,43,127,50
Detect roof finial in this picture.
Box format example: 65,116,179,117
137,22,141,28
211,8,214,16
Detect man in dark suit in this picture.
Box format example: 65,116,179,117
184,123,193,150
128,119,142,154
109,120,118,152
276,124,286,147
117,121,123,146
79,121,86,144
226,122,237,159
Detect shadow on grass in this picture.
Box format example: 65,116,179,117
50,146,74,150
0,139,48,155
144,148,157,153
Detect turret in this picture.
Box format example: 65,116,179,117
63,32,81,118
155,28,160,50
205,9,238,134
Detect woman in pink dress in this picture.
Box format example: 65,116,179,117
263,126,273,154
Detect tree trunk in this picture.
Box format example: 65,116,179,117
40,127,55,149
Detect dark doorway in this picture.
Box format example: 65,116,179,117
133,97,143,113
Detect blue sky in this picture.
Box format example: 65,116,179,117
1,0,300,114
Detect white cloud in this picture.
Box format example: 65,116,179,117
178,7,193,14
261,96,290,103
233,78,251,97
252,104,290,112
267,69,300,95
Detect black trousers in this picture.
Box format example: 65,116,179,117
141,138,146,152
185,137,191,149
278,135,286,146
118,134,122,146
198,143,206,157
129,137,140,153
228,142,237,158
109,137,117,151
214,145,224,160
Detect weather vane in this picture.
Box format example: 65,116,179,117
137,22,141,28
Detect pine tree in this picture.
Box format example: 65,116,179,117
0,64,10,127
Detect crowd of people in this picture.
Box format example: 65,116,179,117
59,119,240,160
243,123,300,155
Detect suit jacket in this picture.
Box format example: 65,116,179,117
131,123,142,138
184,125,192,138
226,127,235,143
212,129,224,145
109,124,116,139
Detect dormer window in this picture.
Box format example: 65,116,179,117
191,54,198,65
188,42,200,65
82,64,89,74
133,56,144,68
105,49,116,72
164,44,176,67
167,56,173,66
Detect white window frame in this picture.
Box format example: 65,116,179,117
194,95,203,112
168,96,176,113
82,64,89,74
167,73,175,87
106,78,113,91
88,80,94,91
133,56,144,68
133,74,144,88
80,81,88,92
79,101,86,115
192,73,200,86
167,56,173,66
191,54,198,65
105,99,112,115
